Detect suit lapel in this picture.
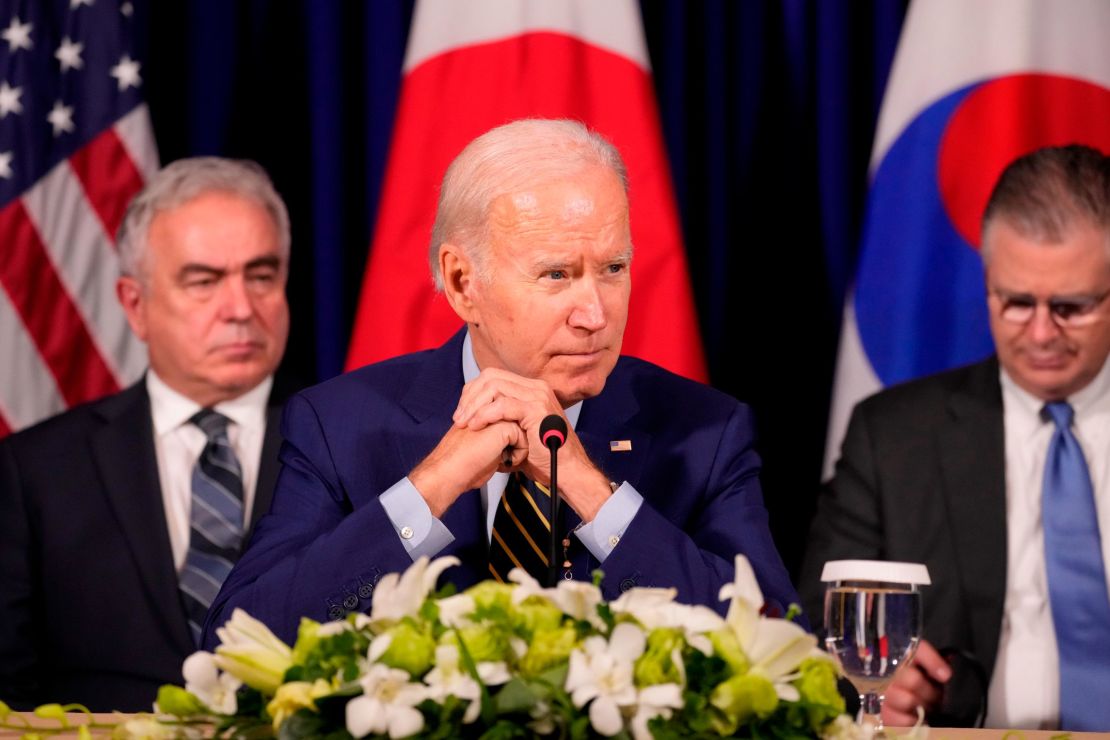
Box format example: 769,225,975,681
250,401,283,532
91,383,194,656
936,358,1007,670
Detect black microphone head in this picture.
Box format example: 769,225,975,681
539,414,568,449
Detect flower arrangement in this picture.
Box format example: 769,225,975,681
3,556,856,739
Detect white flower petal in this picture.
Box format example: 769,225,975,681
388,706,425,738
589,696,624,737
608,622,647,662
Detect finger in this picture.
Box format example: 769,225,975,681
881,699,920,728
466,396,537,432
909,639,952,683
884,670,942,712
454,372,550,426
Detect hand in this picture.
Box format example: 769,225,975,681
881,639,951,726
409,420,525,518
452,368,612,521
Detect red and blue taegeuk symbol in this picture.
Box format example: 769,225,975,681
854,74,1110,386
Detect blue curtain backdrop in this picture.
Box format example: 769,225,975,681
135,0,907,575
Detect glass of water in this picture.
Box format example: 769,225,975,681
821,560,930,736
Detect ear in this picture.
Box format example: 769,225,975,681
439,243,482,323
116,275,149,342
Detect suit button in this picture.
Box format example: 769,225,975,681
608,534,620,548
619,578,636,592
343,594,359,610
327,605,345,620
358,583,374,599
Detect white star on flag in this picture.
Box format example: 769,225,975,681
121,2,134,17
109,54,141,90
55,37,84,72
0,151,12,179
70,0,95,8
1,17,33,51
0,82,23,118
47,101,75,135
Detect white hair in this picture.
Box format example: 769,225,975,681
117,157,290,283
428,118,629,289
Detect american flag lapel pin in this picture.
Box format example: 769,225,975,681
609,440,632,452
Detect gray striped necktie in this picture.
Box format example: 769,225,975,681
179,408,244,646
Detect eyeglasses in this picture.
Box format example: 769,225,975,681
990,287,1110,328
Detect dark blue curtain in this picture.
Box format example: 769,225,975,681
138,0,907,575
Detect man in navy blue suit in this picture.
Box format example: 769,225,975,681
204,119,798,647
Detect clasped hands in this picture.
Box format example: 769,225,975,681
409,368,612,522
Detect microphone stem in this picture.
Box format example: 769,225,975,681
548,443,559,587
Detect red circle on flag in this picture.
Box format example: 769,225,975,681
937,73,1110,249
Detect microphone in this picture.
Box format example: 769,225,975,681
540,414,567,586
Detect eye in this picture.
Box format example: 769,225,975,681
606,262,626,274
545,270,567,281
1052,301,1087,320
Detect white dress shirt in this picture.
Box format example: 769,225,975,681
146,370,272,572
379,332,643,563
988,359,1110,728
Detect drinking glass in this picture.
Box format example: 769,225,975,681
821,560,930,736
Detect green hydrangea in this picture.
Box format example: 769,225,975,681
634,628,684,686
377,621,436,677
795,657,845,728
510,598,564,639
465,581,514,617
440,623,509,663
519,626,578,676
709,673,778,734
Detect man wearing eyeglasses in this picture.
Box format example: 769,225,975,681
800,144,1110,731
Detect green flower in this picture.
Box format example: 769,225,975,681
708,628,750,675
709,673,778,734
266,678,332,731
440,623,508,663
519,625,578,676
374,621,436,677
794,657,845,728
213,609,294,694
154,685,204,717
634,628,685,686
465,580,514,616
290,618,323,665
510,598,564,639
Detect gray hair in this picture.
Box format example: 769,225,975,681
981,144,1110,262
117,157,291,281
428,118,629,290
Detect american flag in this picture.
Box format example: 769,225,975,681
0,0,157,437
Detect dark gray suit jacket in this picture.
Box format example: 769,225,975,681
0,381,283,712
800,357,1006,724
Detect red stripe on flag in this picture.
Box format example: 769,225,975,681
67,128,146,243
0,410,10,439
348,32,706,381
0,201,121,406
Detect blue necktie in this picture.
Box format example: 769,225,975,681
179,409,244,646
1042,401,1110,730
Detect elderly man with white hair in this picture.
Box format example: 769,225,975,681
206,119,798,647
0,157,291,711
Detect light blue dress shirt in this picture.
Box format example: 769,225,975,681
379,332,643,562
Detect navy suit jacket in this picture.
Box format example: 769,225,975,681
0,381,284,711
204,330,798,647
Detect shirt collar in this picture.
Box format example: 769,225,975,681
462,331,582,429
1000,354,1110,433
147,369,272,436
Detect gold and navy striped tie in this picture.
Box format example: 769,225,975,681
489,471,551,582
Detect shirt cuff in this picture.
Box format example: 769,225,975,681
380,477,455,559
574,482,642,562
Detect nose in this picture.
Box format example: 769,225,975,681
1026,303,1062,344
219,276,254,322
568,279,607,331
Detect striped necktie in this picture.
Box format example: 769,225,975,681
1042,401,1110,730
179,408,244,646
489,471,551,583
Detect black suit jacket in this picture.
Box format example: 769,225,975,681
0,381,283,712
799,357,1006,724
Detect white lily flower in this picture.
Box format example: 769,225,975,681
182,651,241,715
317,620,353,638
424,644,510,723
370,555,460,624
565,622,646,736
436,593,476,628
610,586,724,652
345,663,428,739
213,609,293,694
550,579,605,628
719,555,823,699
629,683,684,740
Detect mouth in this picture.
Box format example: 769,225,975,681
214,341,264,358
